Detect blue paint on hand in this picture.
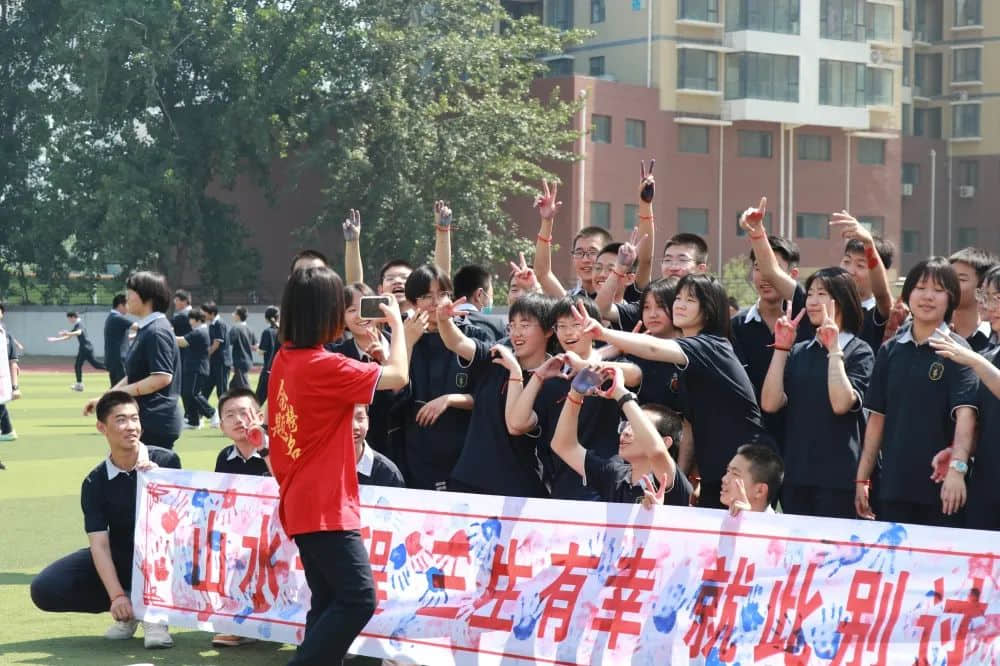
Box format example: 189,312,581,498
389,543,407,569
740,585,765,633
478,518,502,540
233,605,253,624
808,606,844,660
192,488,210,508
512,593,543,640
652,583,687,634
210,530,222,551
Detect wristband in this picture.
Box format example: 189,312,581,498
537,234,552,244
566,393,583,406
865,245,879,270
749,233,766,241
769,344,791,352
436,225,451,233
828,351,845,359
508,377,523,384
616,392,637,409
639,215,654,221
855,479,871,487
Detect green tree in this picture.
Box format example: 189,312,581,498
721,254,758,312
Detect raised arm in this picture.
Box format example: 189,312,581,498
433,201,452,278
635,159,655,290
374,298,410,391
930,333,1000,400
816,302,860,415
740,197,798,301
611,369,675,487
343,209,363,285
595,229,645,322
550,389,587,478
572,302,687,365
761,302,803,412
532,180,567,298
830,212,892,319
435,297,476,362
507,355,565,435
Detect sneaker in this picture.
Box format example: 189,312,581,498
0,458,5,470
182,422,201,430
211,633,258,647
142,622,174,649
70,383,85,392
210,413,220,428
104,619,139,640
0,431,17,442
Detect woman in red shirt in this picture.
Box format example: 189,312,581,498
268,266,409,665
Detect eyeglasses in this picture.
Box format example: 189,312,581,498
617,421,633,435
976,289,1000,308
416,291,451,305
571,249,600,260
555,323,584,333
661,255,695,267
506,321,540,335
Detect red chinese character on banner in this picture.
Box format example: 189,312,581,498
915,577,988,666
591,546,658,649
754,563,824,664
238,514,281,611
416,529,472,619
359,526,393,613
684,556,756,662
831,569,909,666
538,542,600,641
191,509,226,595
469,539,533,631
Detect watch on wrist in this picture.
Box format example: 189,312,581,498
616,392,638,409
949,459,969,475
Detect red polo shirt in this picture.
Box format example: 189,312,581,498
267,345,381,536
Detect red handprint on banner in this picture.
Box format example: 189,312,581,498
470,539,533,632
831,569,909,666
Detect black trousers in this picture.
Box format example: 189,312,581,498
202,363,230,401
31,547,132,614
289,530,376,666
182,373,216,425
781,484,856,519
74,347,106,383
255,370,270,406
229,366,251,391
878,500,962,528
0,404,12,434
964,488,1000,531
108,362,126,387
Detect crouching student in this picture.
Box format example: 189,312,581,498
721,444,784,516
551,366,692,507
30,392,180,649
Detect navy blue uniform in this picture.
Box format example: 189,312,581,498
181,326,214,425
71,321,105,383
228,323,257,390
255,325,279,405
103,311,132,386
357,445,406,488
858,298,888,354
462,310,507,343
777,335,873,519
215,444,269,477
966,322,995,354
0,326,18,435
583,451,692,507
448,340,549,498
201,316,231,400
125,315,182,448
967,347,1000,530
865,326,979,526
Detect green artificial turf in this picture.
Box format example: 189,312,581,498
0,369,300,665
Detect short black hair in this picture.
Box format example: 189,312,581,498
264,305,279,325
200,301,218,316
728,295,739,310
736,443,784,506
0,302,5,314
750,235,801,267
218,387,259,416
598,242,637,271
902,257,961,323
173,289,191,304
550,295,600,328
378,259,414,285
289,249,328,273
640,403,683,445
949,247,999,285
344,282,375,308
280,266,347,347
404,264,453,305
112,293,127,308
453,265,492,301
982,265,1000,293
234,306,248,321
66,311,79,318
665,233,709,266
96,391,139,423
675,274,731,338
188,308,206,323
125,271,171,313
572,227,613,251
804,267,864,335
845,237,895,270
125,272,171,313
508,293,556,329
641,277,679,314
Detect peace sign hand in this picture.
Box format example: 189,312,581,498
343,209,361,242
639,473,668,510
572,300,605,339
829,211,873,245
816,301,841,352
638,159,656,203
739,197,767,236
772,300,805,350
508,252,539,290
433,200,453,228
534,180,562,220
616,227,648,270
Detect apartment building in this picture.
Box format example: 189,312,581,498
901,0,998,270
503,0,907,281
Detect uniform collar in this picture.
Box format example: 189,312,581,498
807,331,856,349
455,303,479,312
356,441,374,476
105,443,150,480
212,315,220,324
136,312,166,329
972,320,992,340
743,300,763,324
227,443,264,462
178,305,191,315
897,322,950,346
861,296,877,311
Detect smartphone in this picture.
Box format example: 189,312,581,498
360,295,391,320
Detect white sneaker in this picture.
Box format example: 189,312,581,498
142,621,174,649
104,619,139,640
0,431,16,442
70,383,85,392
182,422,201,430
210,413,220,428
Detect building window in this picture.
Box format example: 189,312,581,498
678,0,719,22
957,227,978,247
857,138,885,165
798,134,832,161
546,57,574,77
591,114,611,143
955,0,981,26
679,125,710,153
915,0,943,40
725,0,801,34
625,204,639,231
546,0,574,30
678,49,718,90
820,0,865,41
953,48,981,82
725,52,799,102
857,216,884,236
952,104,981,138
866,2,894,41
902,47,911,86
591,0,606,23
819,60,866,106
902,162,920,185
796,213,830,239
958,160,978,187
678,208,710,235
902,103,912,136
914,107,942,138
736,211,772,236
903,0,912,30
902,229,920,254
589,56,606,77
590,201,611,229
914,53,942,96
866,68,893,106
625,119,646,148
738,130,773,158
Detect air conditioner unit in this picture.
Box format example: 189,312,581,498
958,91,969,101
959,185,976,198
916,30,927,42
870,49,883,64
902,183,914,196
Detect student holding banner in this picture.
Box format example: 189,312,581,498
267,265,410,665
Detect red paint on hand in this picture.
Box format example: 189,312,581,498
161,508,180,534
